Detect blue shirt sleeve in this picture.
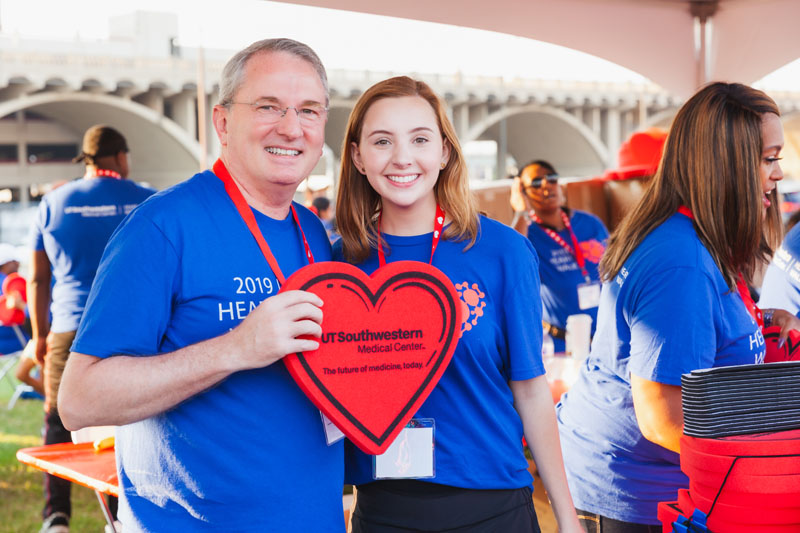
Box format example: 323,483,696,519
627,266,718,385
74,212,179,358
504,238,545,381
759,225,800,316
29,198,47,251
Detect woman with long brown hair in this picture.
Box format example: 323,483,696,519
556,82,800,532
335,76,580,532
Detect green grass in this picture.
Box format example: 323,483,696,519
0,379,354,532
0,383,107,533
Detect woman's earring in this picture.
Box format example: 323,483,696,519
440,162,446,169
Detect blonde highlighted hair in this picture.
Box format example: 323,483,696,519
335,76,479,263
600,82,783,288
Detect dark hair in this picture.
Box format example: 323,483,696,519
600,82,782,288
312,196,331,213
73,125,128,164
787,210,800,232
521,160,557,175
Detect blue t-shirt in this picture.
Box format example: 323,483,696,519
557,213,764,525
527,209,608,352
73,171,344,533
759,223,800,316
334,216,544,490
0,272,29,355
30,177,155,333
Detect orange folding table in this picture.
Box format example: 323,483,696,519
17,442,119,531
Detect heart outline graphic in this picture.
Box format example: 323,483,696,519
282,261,461,454
764,325,800,363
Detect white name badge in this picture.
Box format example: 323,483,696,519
577,282,601,310
321,412,345,445
374,419,435,479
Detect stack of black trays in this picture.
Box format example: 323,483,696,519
682,361,800,439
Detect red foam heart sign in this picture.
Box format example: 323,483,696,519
282,260,461,455
764,325,800,363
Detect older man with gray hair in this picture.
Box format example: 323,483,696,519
59,39,343,532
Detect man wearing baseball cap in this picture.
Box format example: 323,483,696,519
29,125,154,533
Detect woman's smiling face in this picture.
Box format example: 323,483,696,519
351,96,450,217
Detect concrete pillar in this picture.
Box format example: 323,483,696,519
169,90,197,140
207,91,217,164
452,103,470,140
469,103,489,128
584,107,601,137
496,116,508,180
637,97,648,129
604,108,621,169
205,88,220,164
16,111,29,206
0,81,33,101
114,83,137,99
81,81,106,94
136,89,165,114
623,110,636,140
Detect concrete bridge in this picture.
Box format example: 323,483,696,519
1,11,799,198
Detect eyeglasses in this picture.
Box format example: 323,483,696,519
524,174,559,190
227,101,328,125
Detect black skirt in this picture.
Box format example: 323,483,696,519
351,479,542,533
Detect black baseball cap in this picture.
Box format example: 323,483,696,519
73,125,129,163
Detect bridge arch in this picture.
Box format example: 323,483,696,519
0,92,201,190
465,104,608,176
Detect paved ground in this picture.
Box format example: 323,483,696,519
532,469,558,533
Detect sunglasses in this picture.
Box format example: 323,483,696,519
524,174,559,190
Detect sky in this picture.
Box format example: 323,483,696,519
1,0,798,87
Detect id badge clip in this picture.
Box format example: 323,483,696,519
321,411,345,445
374,418,435,479
577,281,601,310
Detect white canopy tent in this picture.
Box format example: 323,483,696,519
274,0,800,99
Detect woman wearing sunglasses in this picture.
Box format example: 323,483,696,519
518,160,609,353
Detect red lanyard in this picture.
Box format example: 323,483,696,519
677,205,763,329
87,169,122,179
377,204,445,267
213,159,313,285
530,209,591,283
736,274,764,329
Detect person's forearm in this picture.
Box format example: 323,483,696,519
15,359,44,396
511,377,581,532
28,282,50,338
28,251,52,339
631,373,683,453
59,332,241,430
58,289,325,430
